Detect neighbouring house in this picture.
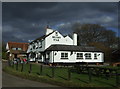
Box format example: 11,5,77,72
6,42,29,62
111,49,120,66
27,27,104,64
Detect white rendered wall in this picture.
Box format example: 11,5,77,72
27,30,76,53
27,40,45,53
50,51,103,63
45,31,73,50
37,40,45,52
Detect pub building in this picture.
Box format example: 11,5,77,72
27,27,104,65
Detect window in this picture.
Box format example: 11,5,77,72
30,52,36,58
61,53,68,59
94,53,97,59
46,53,50,58
85,53,91,59
55,32,58,36
33,45,35,49
77,53,83,59
35,43,38,49
38,53,42,59
12,48,22,50
18,48,22,50
39,41,42,48
12,48,16,50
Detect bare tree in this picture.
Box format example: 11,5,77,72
72,23,118,48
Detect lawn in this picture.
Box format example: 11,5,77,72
3,63,120,88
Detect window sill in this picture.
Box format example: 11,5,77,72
61,58,68,59
76,58,83,60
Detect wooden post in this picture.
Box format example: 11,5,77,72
21,63,23,72
40,65,43,75
86,62,88,67
88,68,92,83
68,68,71,81
29,64,32,73
16,61,18,71
116,70,119,86
52,66,55,78
12,61,14,68
8,60,11,67
97,68,100,77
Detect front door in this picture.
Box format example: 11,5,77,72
14,54,17,58
43,53,46,63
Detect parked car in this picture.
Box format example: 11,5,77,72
21,57,28,64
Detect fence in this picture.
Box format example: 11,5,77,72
77,65,120,85
9,62,120,87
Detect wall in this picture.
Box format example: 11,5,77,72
27,40,45,53
49,51,103,63
45,31,73,49
27,30,74,61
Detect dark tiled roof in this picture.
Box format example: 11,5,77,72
112,49,120,54
45,45,102,52
30,31,55,44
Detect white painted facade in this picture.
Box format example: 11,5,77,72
27,29,74,53
50,51,103,63
45,31,73,49
27,28,104,63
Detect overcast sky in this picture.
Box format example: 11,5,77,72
2,2,119,43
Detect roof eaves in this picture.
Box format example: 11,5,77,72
45,45,102,52
30,31,55,44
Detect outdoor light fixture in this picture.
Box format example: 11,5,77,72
54,53,57,55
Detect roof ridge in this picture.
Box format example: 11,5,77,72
30,31,55,43
8,42,28,44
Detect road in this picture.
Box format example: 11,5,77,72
2,61,62,87
2,72,61,87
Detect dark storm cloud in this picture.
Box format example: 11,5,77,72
2,2,118,43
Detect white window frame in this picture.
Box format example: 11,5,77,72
94,53,98,60
85,53,92,60
76,53,83,59
61,53,68,59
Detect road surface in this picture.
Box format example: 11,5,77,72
2,71,61,87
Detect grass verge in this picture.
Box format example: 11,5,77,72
3,66,93,88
